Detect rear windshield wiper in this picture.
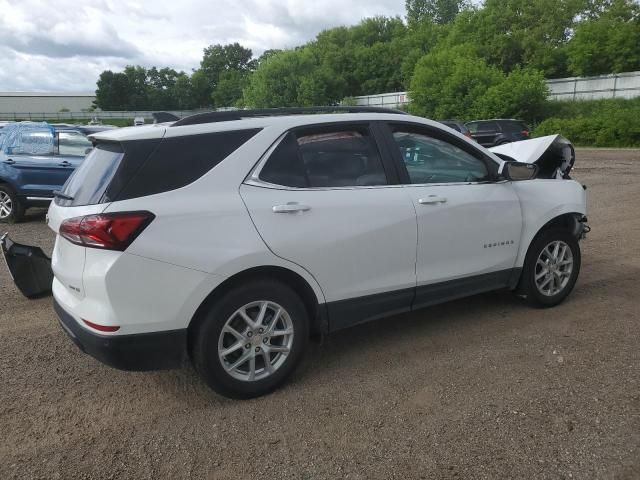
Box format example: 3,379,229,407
53,190,74,201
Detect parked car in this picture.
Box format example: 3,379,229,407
438,120,473,140
0,122,92,223
1,107,588,398
465,119,530,147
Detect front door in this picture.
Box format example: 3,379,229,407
383,122,522,308
240,122,418,330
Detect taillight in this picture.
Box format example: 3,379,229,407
59,211,155,251
521,129,530,137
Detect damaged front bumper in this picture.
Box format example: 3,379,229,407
1,233,53,298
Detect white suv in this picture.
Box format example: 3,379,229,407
2,107,588,398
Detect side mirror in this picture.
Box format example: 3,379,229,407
502,161,538,181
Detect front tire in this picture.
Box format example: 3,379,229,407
192,280,309,399
0,184,24,224
520,228,581,307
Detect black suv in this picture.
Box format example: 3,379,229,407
465,119,530,147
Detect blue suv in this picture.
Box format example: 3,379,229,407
0,122,92,223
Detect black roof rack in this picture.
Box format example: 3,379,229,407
170,106,408,127
152,111,180,123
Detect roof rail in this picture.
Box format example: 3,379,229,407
152,112,180,123
170,106,408,127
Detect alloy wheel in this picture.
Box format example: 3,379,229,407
535,240,574,296
218,300,294,382
0,191,13,219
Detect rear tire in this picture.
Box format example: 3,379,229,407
192,279,309,399
520,228,581,308
0,185,24,224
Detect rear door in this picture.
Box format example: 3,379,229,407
240,122,418,330
382,122,522,308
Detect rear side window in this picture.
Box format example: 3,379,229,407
57,131,92,156
259,125,387,188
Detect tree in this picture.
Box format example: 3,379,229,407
199,43,257,107
410,45,503,119
567,0,640,75
242,50,320,107
406,0,467,25
95,70,130,110
444,0,585,77
409,45,547,122
212,70,250,107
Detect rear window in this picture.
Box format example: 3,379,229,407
56,143,124,206
57,128,260,206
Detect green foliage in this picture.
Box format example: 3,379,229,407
534,98,640,146
409,46,547,122
242,50,318,107
95,43,256,110
406,0,467,25
92,0,640,146
473,67,549,121
567,0,640,76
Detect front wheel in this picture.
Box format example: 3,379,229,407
192,280,309,399
520,229,581,307
0,185,24,224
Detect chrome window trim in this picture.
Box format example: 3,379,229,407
244,126,502,191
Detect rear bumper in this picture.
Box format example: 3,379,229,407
53,298,187,371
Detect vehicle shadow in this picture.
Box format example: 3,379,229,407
22,208,48,223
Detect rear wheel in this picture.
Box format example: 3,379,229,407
0,185,24,224
520,228,581,307
192,280,309,398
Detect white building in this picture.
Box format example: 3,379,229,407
0,92,96,115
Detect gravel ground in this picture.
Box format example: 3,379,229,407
0,148,639,479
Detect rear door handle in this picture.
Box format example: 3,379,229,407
272,203,311,214
58,161,72,167
418,195,447,205
4,158,15,164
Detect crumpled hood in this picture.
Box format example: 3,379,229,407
489,134,575,179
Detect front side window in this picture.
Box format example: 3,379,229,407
57,131,93,156
259,125,387,188
391,128,490,184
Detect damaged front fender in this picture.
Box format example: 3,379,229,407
1,233,53,298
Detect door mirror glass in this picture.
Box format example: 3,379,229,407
503,161,538,181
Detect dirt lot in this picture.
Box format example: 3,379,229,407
1,148,639,479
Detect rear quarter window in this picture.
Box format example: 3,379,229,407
57,128,260,206
115,129,261,200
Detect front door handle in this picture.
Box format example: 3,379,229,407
4,158,15,164
418,195,447,205
272,202,311,214
58,161,72,167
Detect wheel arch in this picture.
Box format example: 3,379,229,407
515,211,586,275
187,265,327,355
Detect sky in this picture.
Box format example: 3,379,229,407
0,0,406,92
